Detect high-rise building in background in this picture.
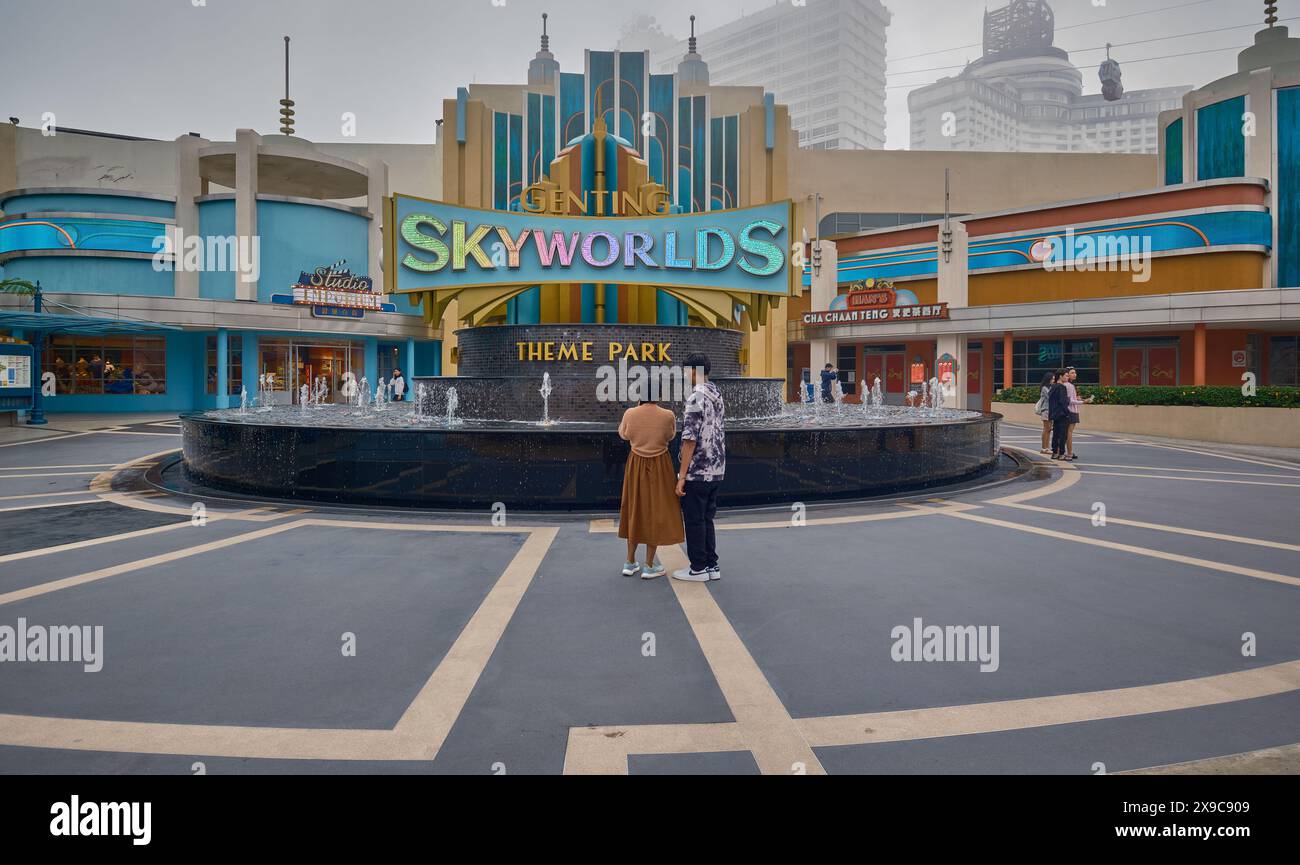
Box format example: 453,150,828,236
618,0,891,150
907,0,1191,153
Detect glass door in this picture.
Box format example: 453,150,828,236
285,341,364,405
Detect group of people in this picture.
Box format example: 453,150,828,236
1036,365,1093,460
617,352,725,583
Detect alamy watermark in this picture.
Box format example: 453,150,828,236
0,618,103,672
891,617,999,672
151,227,260,283
1034,228,1152,283
595,359,704,403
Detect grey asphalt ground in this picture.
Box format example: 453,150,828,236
0,415,1297,774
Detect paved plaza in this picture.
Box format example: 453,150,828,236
0,414,1297,775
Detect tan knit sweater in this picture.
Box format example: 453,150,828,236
618,403,677,457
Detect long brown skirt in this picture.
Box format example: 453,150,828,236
619,451,685,546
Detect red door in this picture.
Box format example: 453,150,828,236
1147,346,1178,385
1115,348,1144,385
864,354,883,394
966,350,981,395
884,353,906,394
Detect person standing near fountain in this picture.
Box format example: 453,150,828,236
1034,371,1058,454
674,353,725,583
1062,366,1092,460
820,363,838,404
617,399,683,580
1047,369,1072,460
390,368,407,402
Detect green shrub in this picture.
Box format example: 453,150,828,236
993,385,1300,408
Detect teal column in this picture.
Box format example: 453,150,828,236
242,332,259,397
602,284,618,322
215,328,229,409
405,337,416,378
364,337,378,389
432,341,442,376
656,290,685,325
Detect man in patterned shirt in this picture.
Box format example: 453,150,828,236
673,352,725,582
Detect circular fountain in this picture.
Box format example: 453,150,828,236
180,324,1001,510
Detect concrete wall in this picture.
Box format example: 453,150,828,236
789,149,1157,226
992,400,1300,448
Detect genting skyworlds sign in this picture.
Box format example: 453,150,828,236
386,194,792,295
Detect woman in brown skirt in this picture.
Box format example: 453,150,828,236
618,400,684,579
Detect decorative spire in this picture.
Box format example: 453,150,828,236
528,12,559,85
1266,1,1278,27
278,36,295,136
677,13,709,85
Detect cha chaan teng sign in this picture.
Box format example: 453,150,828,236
291,263,382,310
385,195,792,296
802,277,949,326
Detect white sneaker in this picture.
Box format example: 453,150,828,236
641,562,666,580
672,567,711,582
707,566,721,581
621,561,641,577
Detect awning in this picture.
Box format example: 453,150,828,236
0,309,182,336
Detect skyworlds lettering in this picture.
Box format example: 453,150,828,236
399,216,785,279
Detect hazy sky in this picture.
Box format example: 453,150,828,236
0,0,1275,149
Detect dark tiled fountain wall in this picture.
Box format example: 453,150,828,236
181,413,1001,511
410,376,785,423
454,323,743,377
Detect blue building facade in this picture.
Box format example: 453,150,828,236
1,132,442,414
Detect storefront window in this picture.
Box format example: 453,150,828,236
836,344,857,395
205,334,243,395
44,335,166,395
1269,336,1299,386
994,338,1099,388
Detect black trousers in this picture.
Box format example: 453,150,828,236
681,479,720,571
1051,416,1070,455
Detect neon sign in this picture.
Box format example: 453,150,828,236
386,196,792,296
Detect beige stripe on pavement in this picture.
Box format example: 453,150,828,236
567,544,825,775
798,660,1300,747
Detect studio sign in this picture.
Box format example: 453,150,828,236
291,262,381,310
388,196,792,295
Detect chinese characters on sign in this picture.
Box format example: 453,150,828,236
802,303,949,326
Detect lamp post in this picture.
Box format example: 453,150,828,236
27,281,46,425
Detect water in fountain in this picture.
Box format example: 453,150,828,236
445,386,460,427
238,385,248,415
299,384,310,415
918,380,929,414
375,377,386,411
830,377,845,413
872,377,883,408
929,376,942,413
539,372,554,425
414,383,427,420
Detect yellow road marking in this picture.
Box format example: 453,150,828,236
567,544,824,775
797,660,1300,747
0,522,557,762
994,501,1300,553
933,508,1300,587
1076,470,1300,488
